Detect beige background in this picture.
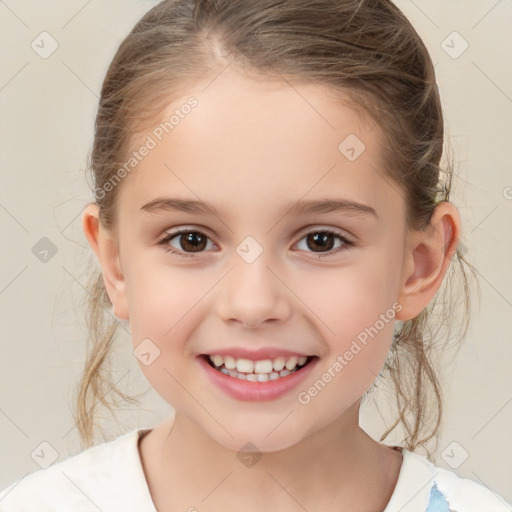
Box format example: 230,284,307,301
1,0,511,504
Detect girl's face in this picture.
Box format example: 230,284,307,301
104,69,412,451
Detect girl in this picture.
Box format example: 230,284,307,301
1,0,510,510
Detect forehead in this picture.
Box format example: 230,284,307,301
116,69,399,220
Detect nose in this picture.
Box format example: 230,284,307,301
216,256,293,329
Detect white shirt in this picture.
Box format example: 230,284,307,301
0,429,509,511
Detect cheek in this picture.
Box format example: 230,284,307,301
126,260,200,341
313,284,396,387
303,253,402,340
126,272,193,406
124,261,210,393
295,319,395,433
296,243,401,395
122,231,402,410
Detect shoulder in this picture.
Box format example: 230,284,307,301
384,448,511,512
0,429,155,512
428,460,510,512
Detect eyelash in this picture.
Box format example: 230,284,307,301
157,228,354,259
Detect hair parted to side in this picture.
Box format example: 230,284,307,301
76,0,476,456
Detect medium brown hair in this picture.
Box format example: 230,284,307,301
76,0,476,457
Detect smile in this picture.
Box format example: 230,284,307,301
204,354,315,381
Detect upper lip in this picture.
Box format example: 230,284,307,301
199,347,315,361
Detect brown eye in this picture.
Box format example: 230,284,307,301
305,232,336,252
158,229,213,258
176,232,208,252
158,227,352,260
295,230,352,257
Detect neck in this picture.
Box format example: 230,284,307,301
139,402,403,511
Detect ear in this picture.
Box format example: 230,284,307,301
396,201,460,321
81,203,129,320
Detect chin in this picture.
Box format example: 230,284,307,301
208,427,304,454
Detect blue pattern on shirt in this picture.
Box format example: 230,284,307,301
426,483,450,511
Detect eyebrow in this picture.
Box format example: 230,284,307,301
140,197,378,219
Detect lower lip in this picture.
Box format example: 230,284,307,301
197,355,319,401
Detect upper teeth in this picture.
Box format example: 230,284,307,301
209,355,308,374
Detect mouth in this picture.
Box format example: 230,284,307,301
200,354,317,382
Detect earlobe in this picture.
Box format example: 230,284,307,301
396,202,460,321
81,203,129,320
